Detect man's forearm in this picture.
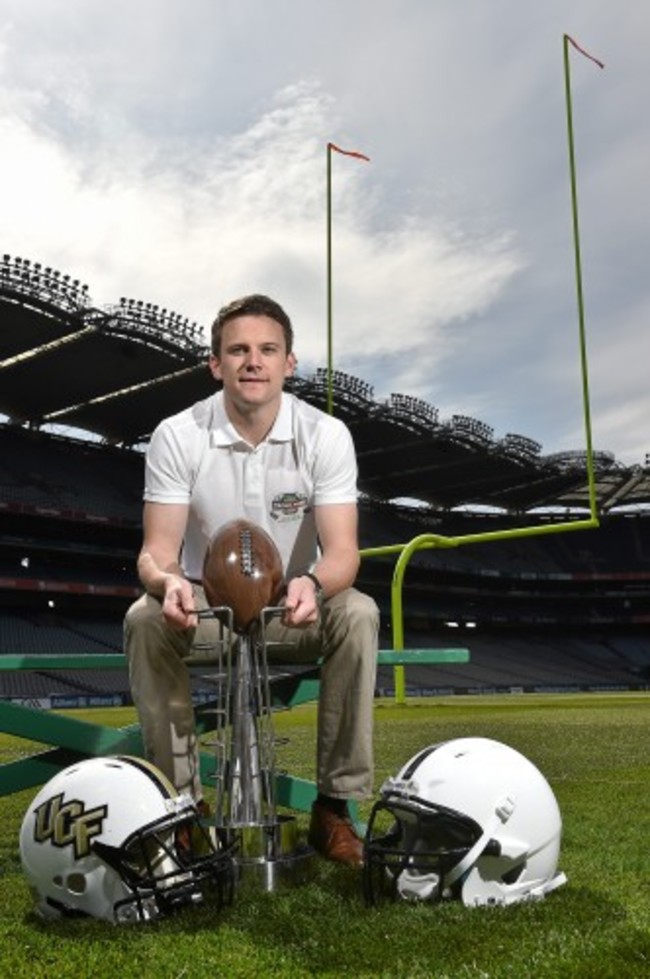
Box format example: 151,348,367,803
311,550,360,598
137,551,185,598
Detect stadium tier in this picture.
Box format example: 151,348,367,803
1,255,649,700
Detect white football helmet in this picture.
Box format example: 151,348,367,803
20,755,234,923
363,737,566,907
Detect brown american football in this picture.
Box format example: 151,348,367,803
202,519,285,633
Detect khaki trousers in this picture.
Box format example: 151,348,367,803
124,586,379,803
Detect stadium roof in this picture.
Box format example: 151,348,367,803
2,253,649,515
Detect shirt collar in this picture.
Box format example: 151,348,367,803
210,391,294,447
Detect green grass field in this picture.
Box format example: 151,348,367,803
1,693,648,978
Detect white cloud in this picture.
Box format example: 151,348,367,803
0,0,648,464
0,72,522,380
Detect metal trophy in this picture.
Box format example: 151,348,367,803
196,519,314,891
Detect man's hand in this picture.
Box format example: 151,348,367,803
161,574,198,630
282,575,321,628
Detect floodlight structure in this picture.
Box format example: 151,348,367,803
498,434,542,465
388,393,439,430
113,297,207,357
0,253,90,313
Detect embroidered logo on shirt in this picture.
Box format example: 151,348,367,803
270,492,309,521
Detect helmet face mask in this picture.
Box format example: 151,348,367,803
94,805,233,923
363,738,567,908
363,798,482,905
20,756,234,924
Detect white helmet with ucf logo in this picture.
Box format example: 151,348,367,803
20,755,233,923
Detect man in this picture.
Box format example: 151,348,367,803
124,294,379,868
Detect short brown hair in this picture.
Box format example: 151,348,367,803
211,294,294,356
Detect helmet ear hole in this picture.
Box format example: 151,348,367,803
501,864,525,885
66,873,87,894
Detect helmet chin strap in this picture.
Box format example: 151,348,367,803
444,795,516,889
462,869,568,907
396,795,516,903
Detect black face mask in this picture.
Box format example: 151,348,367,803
362,797,483,906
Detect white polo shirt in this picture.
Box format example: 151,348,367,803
143,391,358,580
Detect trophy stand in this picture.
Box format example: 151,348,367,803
197,605,314,891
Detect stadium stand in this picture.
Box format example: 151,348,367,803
1,254,650,703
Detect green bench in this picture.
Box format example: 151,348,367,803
0,647,469,810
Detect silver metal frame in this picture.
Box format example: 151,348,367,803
195,605,314,890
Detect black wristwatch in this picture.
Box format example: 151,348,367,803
302,571,324,605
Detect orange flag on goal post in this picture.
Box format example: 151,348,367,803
327,141,371,162
565,34,605,70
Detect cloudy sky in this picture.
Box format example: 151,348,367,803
1,1,648,465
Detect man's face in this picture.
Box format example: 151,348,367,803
209,314,296,410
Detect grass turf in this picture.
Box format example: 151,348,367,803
0,692,648,978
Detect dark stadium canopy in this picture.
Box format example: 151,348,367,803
2,253,649,514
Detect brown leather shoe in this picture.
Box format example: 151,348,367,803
308,801,364,868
